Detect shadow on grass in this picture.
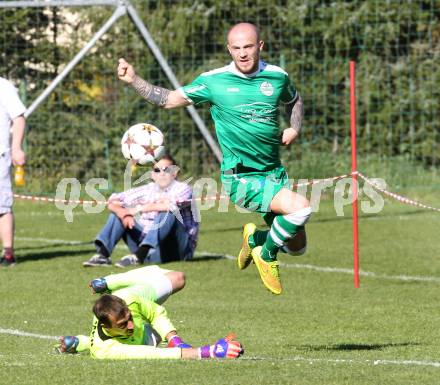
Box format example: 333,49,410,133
17,248,93,263
200,226,244,233
189,254,225,262
297,342,420,351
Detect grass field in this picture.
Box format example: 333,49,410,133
1,187,440,385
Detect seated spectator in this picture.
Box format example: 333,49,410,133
83,154,198,268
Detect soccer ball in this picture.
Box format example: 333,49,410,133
121,123,165,165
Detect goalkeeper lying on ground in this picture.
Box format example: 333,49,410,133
57,266,243,360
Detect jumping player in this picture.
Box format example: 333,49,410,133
117,23,312,294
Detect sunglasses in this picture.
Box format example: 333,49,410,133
152,166,176,174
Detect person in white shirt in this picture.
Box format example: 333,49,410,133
0,77,26,267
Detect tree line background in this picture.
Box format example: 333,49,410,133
0,0,438,193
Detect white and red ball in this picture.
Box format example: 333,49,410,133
121,123,165,165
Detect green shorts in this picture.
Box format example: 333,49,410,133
221,165,290,225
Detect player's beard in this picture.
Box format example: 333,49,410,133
234,55,259,74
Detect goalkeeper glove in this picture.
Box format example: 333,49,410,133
89,277,108,294
199,333,244,359
167,335,192,349
55,336,79,354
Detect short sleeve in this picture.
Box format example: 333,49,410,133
178,75,212,105
280,75,298,104
0,80,26,119
108,192,121,202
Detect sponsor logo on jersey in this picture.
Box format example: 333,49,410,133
226,87,240,92
235,102,277,123
259,81,274,96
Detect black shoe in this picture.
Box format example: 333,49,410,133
0,255,16,267
83,254,111,267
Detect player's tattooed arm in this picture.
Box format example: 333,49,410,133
281,94,303,146
287,94,303,134
132,76,170,107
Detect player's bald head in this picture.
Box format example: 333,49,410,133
227,22,260,44
226,22,264,74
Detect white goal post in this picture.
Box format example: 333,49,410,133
0,0,222,163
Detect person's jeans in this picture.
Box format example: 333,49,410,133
95,212,192,264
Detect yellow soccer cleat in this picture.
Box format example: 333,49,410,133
251,246,282,295
237,223,257,270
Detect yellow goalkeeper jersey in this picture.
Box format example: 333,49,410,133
86,285,181,360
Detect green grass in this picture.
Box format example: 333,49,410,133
1,190,440,385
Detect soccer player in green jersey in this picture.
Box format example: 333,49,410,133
57,266,243,360
117,23,312,295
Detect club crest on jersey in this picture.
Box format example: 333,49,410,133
259,81,274,96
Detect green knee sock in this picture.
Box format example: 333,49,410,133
249,230,269,248
261,215,300,262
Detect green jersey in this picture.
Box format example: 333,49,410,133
180,61,297,171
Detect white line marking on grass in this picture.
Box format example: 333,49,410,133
0,328,58,341
373,359,440,367
16,237,89,245
2,327,439,369
16,237,126,250
219,253,440,283
14,237,440,283
244,356,440,368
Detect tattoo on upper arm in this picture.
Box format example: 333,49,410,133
289,95,303,133
132,76,170,107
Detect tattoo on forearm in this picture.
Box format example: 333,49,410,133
290,96,303,133
132,75,170,107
